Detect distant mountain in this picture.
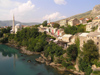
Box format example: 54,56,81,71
56,4,100,22
0,20,40,27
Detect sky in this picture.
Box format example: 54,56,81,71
0,0,100,23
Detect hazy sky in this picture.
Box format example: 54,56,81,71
0,0,100,23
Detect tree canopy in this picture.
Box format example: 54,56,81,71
53,23,60,28
42,20,47,26
67,44,78,61
82,39,99,64
64,24,86,35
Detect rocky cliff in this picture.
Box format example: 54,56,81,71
91,4,100,14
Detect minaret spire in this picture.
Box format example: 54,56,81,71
48,18,50,23
13,14,15,33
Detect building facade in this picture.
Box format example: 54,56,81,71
59,19,68,27
68,18,80,26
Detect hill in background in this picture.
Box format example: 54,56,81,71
0,20,40,27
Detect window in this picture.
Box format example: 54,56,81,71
97,42,99,45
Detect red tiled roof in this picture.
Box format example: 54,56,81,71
80,18,84,20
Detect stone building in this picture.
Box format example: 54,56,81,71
55,29,65,36
62,34,72,42
92,15,100,23
86,22,93,31
68,18,80,26
59,19,68,27
79,18,87,24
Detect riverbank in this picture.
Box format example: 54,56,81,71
3,42,84,75
5,43,41,55
36,53,85,75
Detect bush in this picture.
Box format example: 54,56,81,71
93,71,100,75
0,37,8,43
67,44,78,61
79,58,92,75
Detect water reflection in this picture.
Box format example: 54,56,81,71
0,45,18,57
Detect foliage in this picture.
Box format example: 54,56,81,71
87,20,92,23
64,24,86,35
0,27,11,38
62,61,74,69
82,40,99,64
0,32,3,38
79,58,92,75
92,25,98,32
75,37,80,55
0,37,8,43
44,42,63,59
79,40,99,75
92,60,100,67
53,23,60,28
42,20,47,26
93,71,100,75
1,27,11,33
67,44,78,61
8,27,48,52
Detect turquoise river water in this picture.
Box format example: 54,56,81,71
0,44,75,75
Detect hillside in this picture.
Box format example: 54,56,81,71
0,20,40,27
56,4,100,22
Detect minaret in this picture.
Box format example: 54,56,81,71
48,18,50,23
13,15,15,33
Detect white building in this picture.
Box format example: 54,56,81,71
15,24,22,34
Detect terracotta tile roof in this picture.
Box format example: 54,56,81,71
80,18,84,20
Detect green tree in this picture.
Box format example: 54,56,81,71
67,44,78,61
53,23,60,28
79,58,92,75
82,40,99,64
42,20,47,26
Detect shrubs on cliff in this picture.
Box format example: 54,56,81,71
67,44,78,61
44,42,63,61
79,40,99,75
82,40,99,64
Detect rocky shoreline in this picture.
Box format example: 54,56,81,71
2,42,84,75
36,53,85,75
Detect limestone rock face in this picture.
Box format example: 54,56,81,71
91,4,100,14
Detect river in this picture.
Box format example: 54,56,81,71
0,44,75,75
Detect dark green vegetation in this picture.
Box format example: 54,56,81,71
44,42,63,61
63,24,86,35
79,40,99,75
42,20,47,26
53,23,60,28
93,71,100,75
67,44,78,61
8,27,48,52
0,27,11,43
0,27,11,37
